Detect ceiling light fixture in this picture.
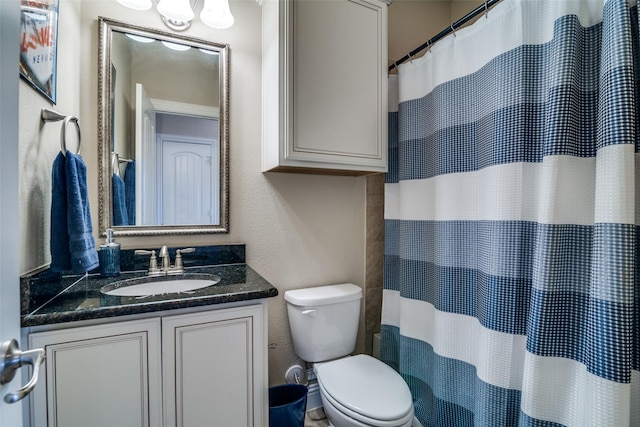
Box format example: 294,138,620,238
115,0,234,31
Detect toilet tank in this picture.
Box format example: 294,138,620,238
284,283,362,362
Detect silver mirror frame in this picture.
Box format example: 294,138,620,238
97,17,230,237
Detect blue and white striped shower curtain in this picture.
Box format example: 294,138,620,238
381,0,640,425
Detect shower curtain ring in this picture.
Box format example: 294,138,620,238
450,24,456,36
484,1,489,18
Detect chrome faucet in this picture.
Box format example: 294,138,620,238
135,246,196,276
158,246,171,272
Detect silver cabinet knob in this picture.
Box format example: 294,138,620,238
0,339,45,403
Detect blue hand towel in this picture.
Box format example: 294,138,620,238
124,160,136,225
50,152,70,271
112,174,128,226
65,152,99,273
50,152,100,274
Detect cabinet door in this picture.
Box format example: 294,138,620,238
262,0,388,174
162,304,266,427
28,318,162,427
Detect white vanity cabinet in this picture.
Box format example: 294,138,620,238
262,0,388,174
27,303,267,427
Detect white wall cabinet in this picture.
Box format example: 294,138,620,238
262,0,388,174
27,304,267,427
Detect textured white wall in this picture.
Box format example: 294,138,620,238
19,0,367,384
388,0,488,68
19,0,82,274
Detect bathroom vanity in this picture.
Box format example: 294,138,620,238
20,245,277,427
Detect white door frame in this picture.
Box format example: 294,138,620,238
1,0,25,424
135,83,158,226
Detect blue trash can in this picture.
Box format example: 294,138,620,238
269,384,308,427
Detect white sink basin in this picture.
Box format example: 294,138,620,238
100,274,221,297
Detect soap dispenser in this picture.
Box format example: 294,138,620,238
99,228,120,277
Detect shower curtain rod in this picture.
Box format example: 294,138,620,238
388,0,503,72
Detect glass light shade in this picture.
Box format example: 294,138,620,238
116,0,152,11
157,0,194,22
200,0,234,29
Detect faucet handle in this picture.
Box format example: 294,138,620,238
134,249,160,274
174,248,196,270
134,249,153,256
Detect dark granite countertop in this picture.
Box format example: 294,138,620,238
21,245,278,327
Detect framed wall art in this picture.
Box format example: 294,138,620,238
20,0,59,104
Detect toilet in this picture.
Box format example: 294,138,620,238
284,283,414,427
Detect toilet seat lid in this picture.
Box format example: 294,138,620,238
315,354,413,422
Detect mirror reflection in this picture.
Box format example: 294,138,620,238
98,17,229,236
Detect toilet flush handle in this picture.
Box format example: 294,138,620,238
301,309,317,316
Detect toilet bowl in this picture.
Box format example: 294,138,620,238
284,284,414,427
315,355,414,427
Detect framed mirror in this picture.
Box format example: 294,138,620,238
98,17,229,236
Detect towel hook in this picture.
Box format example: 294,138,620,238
41,108,81,156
